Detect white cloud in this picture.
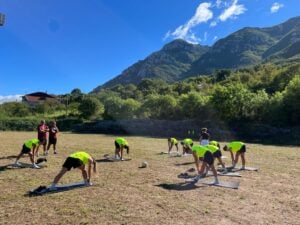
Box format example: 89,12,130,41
165,2,213,43
213,36,218,41
216,0,223,8
0,95,23,104
219,0,246,21
270,2,284,13
210,21,218,27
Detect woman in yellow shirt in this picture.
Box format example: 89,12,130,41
49,151,96,190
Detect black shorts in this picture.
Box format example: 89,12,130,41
213,150,222,158
203,151,214,166
238,145,246,153
49,137,57,145
21,144,31,154
115,141,120,149
38,137,47,145
62,157,83,171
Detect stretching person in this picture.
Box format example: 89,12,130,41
180,138,193,155
115,137,129,160
223,141,246,169
190,145,218,184
49,151,96,190
167,137,179,154
206,143,226,171
14,138,40,169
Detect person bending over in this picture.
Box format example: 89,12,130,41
223,141,246,169
15,138,40,169
206,143,226,172
167,137,179,154
49,151,96,190
180,138,193,155
190,145,218,184
115,137,130,160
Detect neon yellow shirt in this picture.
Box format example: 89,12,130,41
191,145,209,157
209,140,219,147
183,138,193,145
228,142,245,152
170,138,178,144
24,139,39,148
116,137,128,146
206,144,219,153
69,151,91,165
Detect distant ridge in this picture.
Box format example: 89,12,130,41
93,16,300,92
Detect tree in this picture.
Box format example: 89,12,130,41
211,83,253,121
78,97,104,119
281,75,300,125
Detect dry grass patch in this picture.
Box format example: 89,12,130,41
0,132,299,225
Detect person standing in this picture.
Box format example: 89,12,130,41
36,120,49,156
47,121,59,154
199,128,210,146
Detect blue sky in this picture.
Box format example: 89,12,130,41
0,0,299,101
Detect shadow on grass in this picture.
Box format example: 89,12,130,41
174,162,194,166
25,183,94,197
95,159,115,163
155,181,203,191
0,155,18,160
0,164,28,171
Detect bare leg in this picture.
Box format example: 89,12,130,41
15,152,23,163
80,166,88,181
217,157,226,168
209,164,219,183
53,167,68,184
234,152,241,166
28,152,35,164
241,152,246,168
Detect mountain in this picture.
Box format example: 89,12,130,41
93,39,209,91
94,16,300,91
188,16,300,75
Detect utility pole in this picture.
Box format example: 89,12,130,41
0,13,5,26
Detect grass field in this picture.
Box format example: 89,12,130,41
0,132,299,225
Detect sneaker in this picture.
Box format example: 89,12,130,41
212,179,219,185
241,166,245,170
192,176,201,182
14,161,21,166
54,151,57,154
115,155,120,160
32,164,40,169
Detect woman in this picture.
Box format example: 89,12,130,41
115,137,130,160
167,137,179,154
49,151,96,190
47,121,59,154
180,138,193,155
199,128,210,146
15,138,40,169
190,145,218,184
223,141,246,169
